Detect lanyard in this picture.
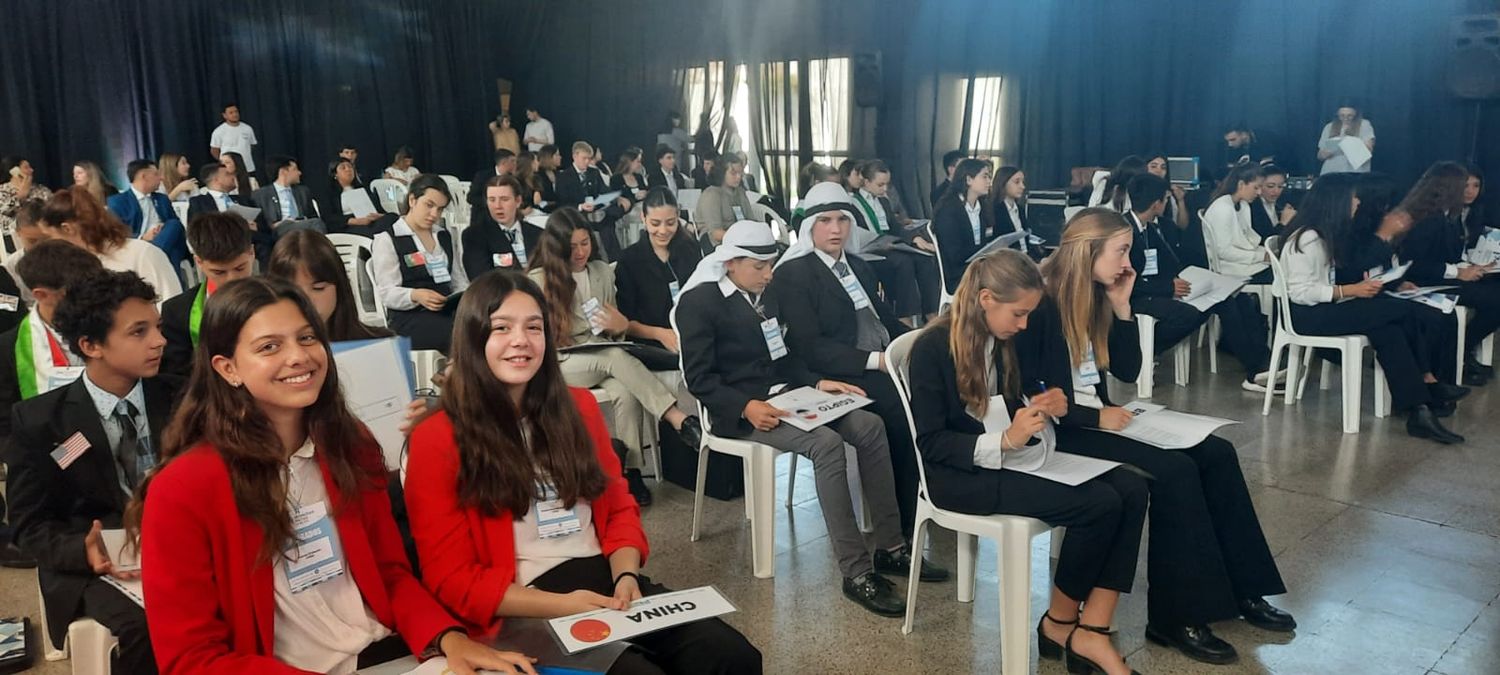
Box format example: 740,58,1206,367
188,280,217,347
852,193,884,234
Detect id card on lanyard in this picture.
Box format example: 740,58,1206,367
425,250,452,284
838,272,872,310
284,500,346,594
535,483,583,539
761,317,788,360
1077,343,1101,386
1143,249,1159,277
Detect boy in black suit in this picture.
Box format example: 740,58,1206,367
160,212,255,379
6,270,176,673
461,174,542,279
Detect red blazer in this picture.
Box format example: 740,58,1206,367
405,387,649,637
140,441,459,674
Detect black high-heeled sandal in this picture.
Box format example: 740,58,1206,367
1037,613,1078,660
1065,622,1142,675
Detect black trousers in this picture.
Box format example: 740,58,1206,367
80,576,157,674
1290,298,1442,410
849,373,920,539
1135,295,1270,376
531,556,762,675
870,250,941,317
938,467,1147,602
388,306,456,353
1458,279,1500,352
1054,429,1285,627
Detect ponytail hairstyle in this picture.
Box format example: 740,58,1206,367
1211,163,1264,203
1101,155,1146,211
127,277,382,562
40,188,129,253
442,271,605,515
934,249,1044,416
1041,207,1132,369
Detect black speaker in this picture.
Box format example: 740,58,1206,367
853,52,883,108
1449,14,1500,99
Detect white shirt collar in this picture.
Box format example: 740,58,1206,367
717,275,740,298
812,246,843,270
1128,212,1147,232
130,187,151,201
964,200,981,215
81,372,146,422
393,218,444,238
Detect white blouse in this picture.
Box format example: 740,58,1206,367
99,239,184,301
1201,194,1268,278
369,218,469,311
1283,229,1339,307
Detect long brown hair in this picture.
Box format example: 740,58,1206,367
1327,105,1364,138
158,152,188,192
1396,161,1469,224
267,230,393,342
126,277,382,562
527,207,592,347
40,188,129,253
441,271,605,516
1042,207,1131,369
935,249,1044,416
72,161,112,202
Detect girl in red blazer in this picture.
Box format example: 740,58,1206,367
405,271,762,675
131,277,537,675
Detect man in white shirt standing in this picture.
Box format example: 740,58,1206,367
523,107,555,152
209,102,259,175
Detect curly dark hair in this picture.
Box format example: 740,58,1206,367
52,270,157,356
14,239,103,291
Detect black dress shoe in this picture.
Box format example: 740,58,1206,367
1407,405,1465,445
1145,623,1238,665
841,572,905,617
1037,613,1076,660
1428,382,1471,403
1465,358,1493,377
1238,597,1296,632
873,545,950,582
677,415,703,450
1431,399,1457,418
624,468,653,506
0,542,36,569
1067,623,1142,674
1462,370,1489,387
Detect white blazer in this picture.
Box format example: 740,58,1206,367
1202,194,1268,278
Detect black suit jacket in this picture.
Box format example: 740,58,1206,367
770,253,908,379
1400,214,1466,286
469,168,504,225
930,179,951,207
931,199,996,293
0,266,23,335
5,376,178,645
250,183,319,230
537,171,559,208
461,219,542,280
0,325,21,437
160,284,200,380
1127,213,1183,301
556,166,607,208
1012,296,1141,429
677,282,819,438
319,184,390,234
185,192,252,224
613,237,700,335
648,166,689,193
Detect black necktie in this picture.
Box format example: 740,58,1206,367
112,399,144,490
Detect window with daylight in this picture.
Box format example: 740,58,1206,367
964,75,1007,167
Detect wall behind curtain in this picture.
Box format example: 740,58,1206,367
0,0,546,188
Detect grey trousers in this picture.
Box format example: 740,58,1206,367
743,409,905,579
559,347,679,467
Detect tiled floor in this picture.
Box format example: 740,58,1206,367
3,353,1499,674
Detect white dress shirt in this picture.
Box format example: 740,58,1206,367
130,187,161,234
205,189,234,211
1202,194,1268,277
1283,229,1338,306
370,218,469,311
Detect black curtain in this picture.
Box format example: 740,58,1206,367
0,0,546,189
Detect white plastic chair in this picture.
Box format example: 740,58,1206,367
885,331,1052,675
925,222,955,313
327,233,387,328
677,188,703,223
1262,236,1389,433
1135,314,1191,398
369,178,407,215
37,578,118,673
410,349,445,394
170,200,190,225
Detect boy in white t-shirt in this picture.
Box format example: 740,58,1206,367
209,102,258,174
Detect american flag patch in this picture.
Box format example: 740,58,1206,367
50,432,90,469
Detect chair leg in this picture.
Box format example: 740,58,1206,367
1317,351,1332,391
785,453,797,508
1208,317,1219,374
956,532,979,603
999,524,1034,675
690,446,712,542
1481,334,1494,367
1373,361,1390,418
743,457,755,521
1263,338,1286,416
1137,323,1155,398
1174,343,1190,387
1341,344,1364,434
1284,344,1302,405
748,446,777,579
901,517,930,635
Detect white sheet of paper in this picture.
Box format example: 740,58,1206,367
1384,285,1459,299
341,189,378,218
227,203,262,224
1370,261,1411,284
101,575,145,608
548,586,737,655
1106,401,1238,450
590,191,623,208
768,386,874,431
1338,136,1372,170
331,338,416,470
967,230,1028,262
100,528,141,572
1013,451,1120,486
1176,266,1247,312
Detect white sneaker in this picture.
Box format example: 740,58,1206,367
1252,368,1288,386
1242,379,1269,393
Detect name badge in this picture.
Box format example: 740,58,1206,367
0,294,18,312
1143,249,1160,277
732,206,746,221
535,483,583,539
668,280,681,300
46,365,84,393
583,297,607,335
1077,344,1101,386
838,272,871,310
761,317,788,360
511,242,528,267
284,500,346,594
425,252,452,284
495,252,515,268
1328,268,1337,285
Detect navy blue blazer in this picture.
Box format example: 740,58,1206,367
106,190,180,238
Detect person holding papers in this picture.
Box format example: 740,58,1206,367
7,271,178,673
854,160,941,321
528,208,703,506
1316,104,1375,175
403,272,761,675
251,156,322,249
1282,173,1469,439
0,241,103,436
161,213,256,379
326,156,395,235
268,230,394,342
38,188,183,300
1125,174,1275,391
676,221,934,617
1201,164,1273,284
1395,162,1500,383
186,162,255,225
932,159,997,294
133,277,530,674
557,141,631,259
1019,208,1293,665
613,188,702,353
370,175,467,352
769,183,933,545
462,175,543,278
907,250,1146,675
989,165,1044,261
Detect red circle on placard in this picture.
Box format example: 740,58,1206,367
570,619,612,643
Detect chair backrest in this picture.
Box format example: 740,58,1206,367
667,305,712,434
324,233,385,327
1263,233,1304,338
1198,209,1223,272
678,188,703,217
926,221,949,289
884,330,936,501
171,201,191,225
370,179,407,214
